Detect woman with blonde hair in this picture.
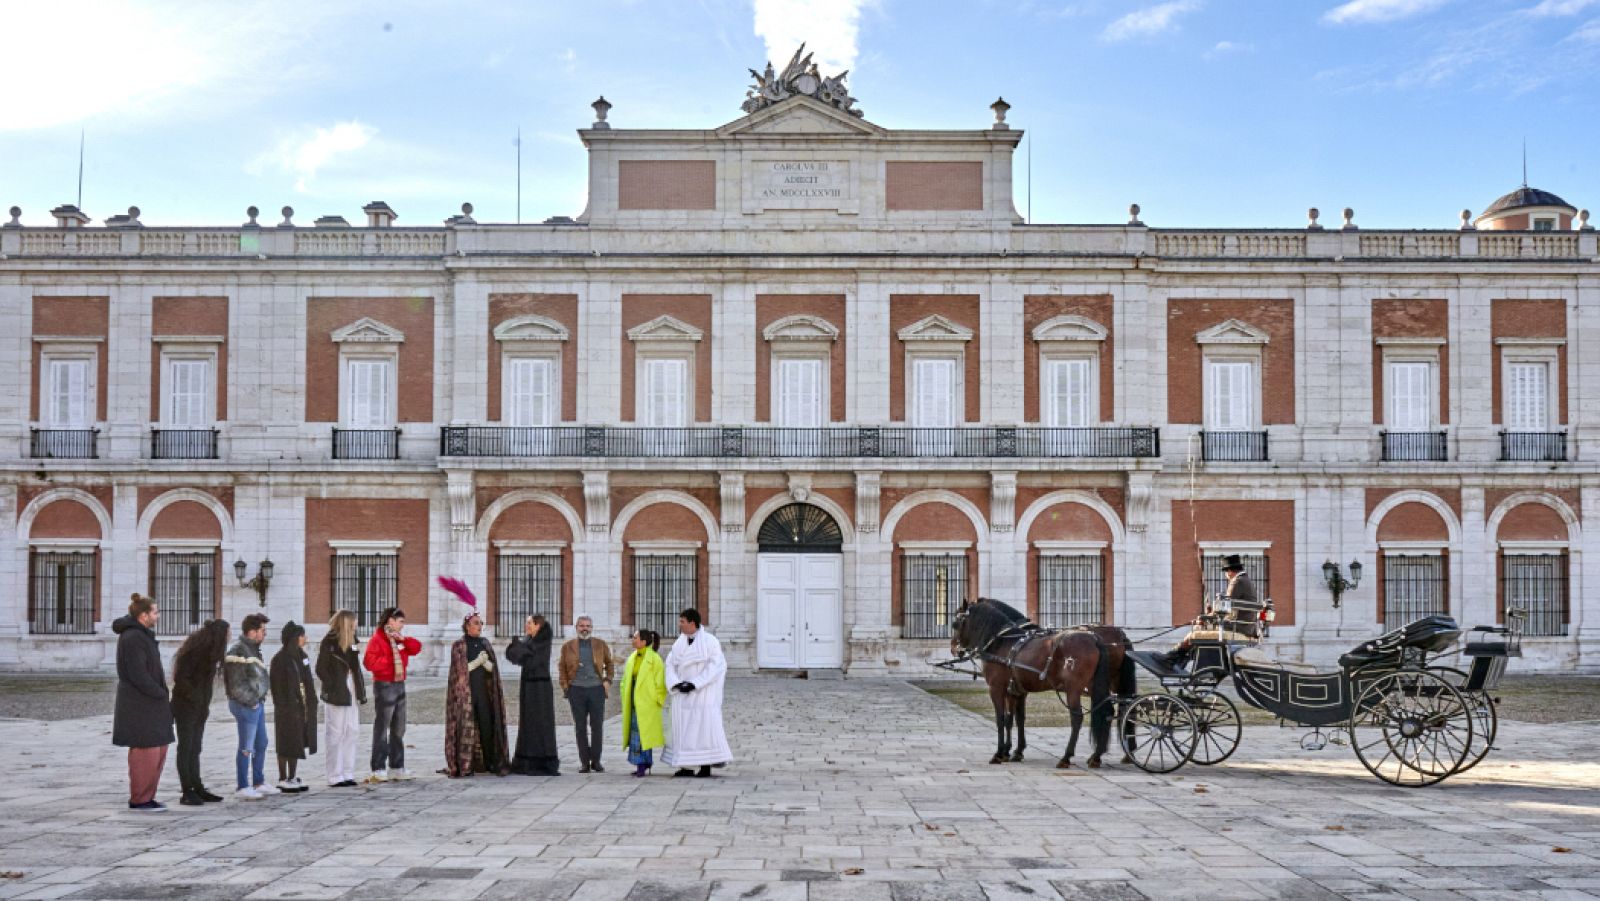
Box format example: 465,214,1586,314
315,610,365,787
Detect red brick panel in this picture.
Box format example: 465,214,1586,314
148,501,223,541
486,294,579,422
620,502,712,627
1165,300,1295,425
888,295,982,423
1023,295,1114,423
305,298,435,423
755,295,848,423
29,499,103,540
620,295,713,423
31,296,109,422
304,499,431,625
1375,502,1451,543
885,162,983,211
618,160,716,210
1371,299,1450,426
889,499,980,629
1496,502,1568,541
1024,500,1116,622
1169,500,1295,625
486,501,576,628
1491,299,1567,425
137,486,235,519
151,297,229,421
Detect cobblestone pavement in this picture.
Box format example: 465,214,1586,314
0,676,1597,900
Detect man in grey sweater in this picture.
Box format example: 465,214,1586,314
224,613,274,799
558,616,614,773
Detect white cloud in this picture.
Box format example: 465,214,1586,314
1570,16,1600,37
1204,39,1254,57
1527,0,1600,15
1322,0,1448,25
252,122,379,193
750,0,869,73
1100,1,1200,42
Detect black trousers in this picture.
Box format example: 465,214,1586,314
568,685,605,765
174,706,208,793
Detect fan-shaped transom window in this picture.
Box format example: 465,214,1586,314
757,503,843,553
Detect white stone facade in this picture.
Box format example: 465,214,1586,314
1,95,1595,674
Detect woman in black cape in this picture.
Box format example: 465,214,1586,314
506,614,560,775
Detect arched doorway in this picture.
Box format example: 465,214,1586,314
756,503,844,669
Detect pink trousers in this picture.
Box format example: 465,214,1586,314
127,746,168,804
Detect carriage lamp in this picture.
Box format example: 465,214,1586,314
234,558,274,606
1322,559,1362,609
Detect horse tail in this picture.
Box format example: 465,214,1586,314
1115,635,1138,698
1089,638,1113,748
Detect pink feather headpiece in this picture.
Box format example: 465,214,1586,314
437,576,478,620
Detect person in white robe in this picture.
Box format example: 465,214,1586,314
662,608,731,777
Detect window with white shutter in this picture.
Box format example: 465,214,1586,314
1386,361,1431,431
912,357,958,427
1204,359,1255,430
1507,362,1548,431
344,359,393,428
165,358,212,427
644,357,688,427
505,357,555,427
47,359,92,428
1045,357,1094,427
776,357,825,428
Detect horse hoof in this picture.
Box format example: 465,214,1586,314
1010,753,1025,763
1121,755,1133,765
1056,759,1072,769
990,755,1007,765
1087,757,1102,769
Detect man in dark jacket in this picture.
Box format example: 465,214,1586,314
113,594,175,812
1159,555,1262,671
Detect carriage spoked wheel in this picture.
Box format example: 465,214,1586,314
1431,666,1498,774
1180,689,1242,766
1119,694,1198,774
1347,670,1474,787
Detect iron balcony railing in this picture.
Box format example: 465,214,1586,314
151,429,219,460
1199,430,1269,462
1380,431,1448,462
332,427,401,460
439,426,1160,459
29,428,98,459
1500,431,1567,462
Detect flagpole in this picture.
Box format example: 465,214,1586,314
77,130,85,209
516,127,522,224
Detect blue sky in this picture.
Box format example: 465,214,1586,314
3,0,1598,229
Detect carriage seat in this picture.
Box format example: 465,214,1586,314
1463,625,1519,658
1186,626,1261,643
1338,614,1461,668
1232,646,1321,673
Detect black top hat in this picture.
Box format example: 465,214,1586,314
1221,554,1246,572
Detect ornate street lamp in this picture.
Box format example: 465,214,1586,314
1322,559,1362,609
234,558,274,607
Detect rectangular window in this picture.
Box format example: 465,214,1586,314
1038,553,1105,627
505,357,555,427
1533,218,1556,232
1386,361,1431,431
47,358,92,428
776,357,825,428
632,554,696,637
1501,553,1568,637
331,554,397,634
28,550,96,635
1204,359,1255,430
497,553,562,635
912,357,958,427
1382,553,1447,630
1507,361,1549,431
1202,553,1270,603
165,358,212,428
643,358,688,427
344,359,393,428
902,553,968,638
1045,357,1094,427
150,551,214,636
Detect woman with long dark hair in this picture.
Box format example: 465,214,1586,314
506,615,561,776
170,618,230,806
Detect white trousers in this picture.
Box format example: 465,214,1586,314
323,702,360,785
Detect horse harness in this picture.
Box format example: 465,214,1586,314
969,624,1106,696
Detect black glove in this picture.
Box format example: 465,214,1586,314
674,681,696,693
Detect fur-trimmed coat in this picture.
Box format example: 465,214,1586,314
443,637,510,777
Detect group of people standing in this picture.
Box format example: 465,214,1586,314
111,592,732,812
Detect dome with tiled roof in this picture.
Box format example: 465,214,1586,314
1474,185,1578,230
1482,186,1574,217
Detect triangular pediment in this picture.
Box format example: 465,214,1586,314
331,317,405,344
718,96,885,138
898,314,975,342
1195,318,1270,345
626,314,704,343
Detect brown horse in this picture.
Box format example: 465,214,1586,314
950,598,1136,768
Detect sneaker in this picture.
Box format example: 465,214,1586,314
235,787,263,801
369,770,389,783
390,768,415,781
337,779,359,788
291,779,309,793
590,762,605,773
128,800,167,812
198,788,224,803
276,779,297,792
255,783,281,794
179,792,205,807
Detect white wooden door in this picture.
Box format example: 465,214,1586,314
756,555,800,668
799,554,844,668
757,553,844,669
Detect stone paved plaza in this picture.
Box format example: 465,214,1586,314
1,676,1598,900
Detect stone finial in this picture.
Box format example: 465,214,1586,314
1341,207,1357,230
1459,209,1475,231
990,97,1011,131
1578,209,1592,231
105,206,143,228
591,96,612,130
446,202,476,226
278,206,295,227
50,204,90,227
1127,203,1143,226
4,206,20,228
363,201,397,228
1307,207,1322,230
244,206,260,227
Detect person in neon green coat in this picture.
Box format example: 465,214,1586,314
621,629,667,777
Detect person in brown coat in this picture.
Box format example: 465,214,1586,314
558,616,615,773
269,621,317,792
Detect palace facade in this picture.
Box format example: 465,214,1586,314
2,73,1595,673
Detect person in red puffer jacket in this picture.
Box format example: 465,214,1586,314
362,607,421,781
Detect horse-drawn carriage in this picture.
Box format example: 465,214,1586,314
944,596,1522,787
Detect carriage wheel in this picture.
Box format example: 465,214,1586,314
1348,670,1474,787
1182,689,1242,766
1432,667,1499,774
1119,694,1197,774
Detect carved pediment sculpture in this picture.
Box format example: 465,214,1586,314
742,43,863,118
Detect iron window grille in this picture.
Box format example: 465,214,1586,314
1501,553,1568,637
757,503,844,553
1037,553,1106,628
150,551,216,636
632,554,696,637
902,553,968,639
29,550,97,635
1382,553,1448,630
332,554,398,635
1201,553,1270,605
497,554,562,635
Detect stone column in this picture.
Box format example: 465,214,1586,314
716,283,756,424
